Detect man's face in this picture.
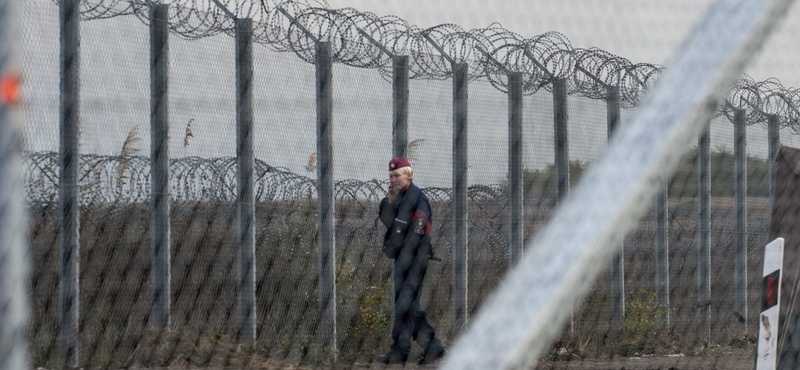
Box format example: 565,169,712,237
389,170,412,192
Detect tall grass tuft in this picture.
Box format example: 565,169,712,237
305,152,316,173
407,138,424,163
183,119,194,148
115,125,141,190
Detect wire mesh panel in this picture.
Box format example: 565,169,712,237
1,0,31,369
15,0,800,369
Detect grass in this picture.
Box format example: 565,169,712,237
25,194,771,367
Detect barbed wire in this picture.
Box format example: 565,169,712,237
48,0,800,126
23,152,510,208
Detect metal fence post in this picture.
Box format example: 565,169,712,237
59,0,81,365
316,41,337,362
508,72,523,267
393,55,408,158
452,62,469,333
698,120,711,341
734,108,747,327
768,114,780,216
552,78,572,331
0,0,30,367
553,78,569,202
655,176,669,329
235,18,256,343
607,86,624,327
149,3,171,331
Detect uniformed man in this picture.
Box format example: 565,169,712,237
376,158,447,365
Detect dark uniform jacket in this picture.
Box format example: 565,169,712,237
379,182,433,261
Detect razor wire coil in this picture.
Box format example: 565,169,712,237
23,152,512,213
44,0,800,125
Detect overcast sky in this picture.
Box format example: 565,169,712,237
19,0,800,186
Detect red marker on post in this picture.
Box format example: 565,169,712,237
1,74,21,106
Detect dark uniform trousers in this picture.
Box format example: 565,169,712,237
391,234,439,356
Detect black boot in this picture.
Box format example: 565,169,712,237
376,350,407,364
418,342,446,365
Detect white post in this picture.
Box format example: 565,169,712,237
756,238,783,370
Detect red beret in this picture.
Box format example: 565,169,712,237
388,157,411,171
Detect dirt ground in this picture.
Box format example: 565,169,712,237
531,353,753,370
235,352,754,370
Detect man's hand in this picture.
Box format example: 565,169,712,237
387,184,397,204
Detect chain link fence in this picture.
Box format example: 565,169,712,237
16,0,800,368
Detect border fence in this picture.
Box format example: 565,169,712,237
16,0,800,367
1,0,31,369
